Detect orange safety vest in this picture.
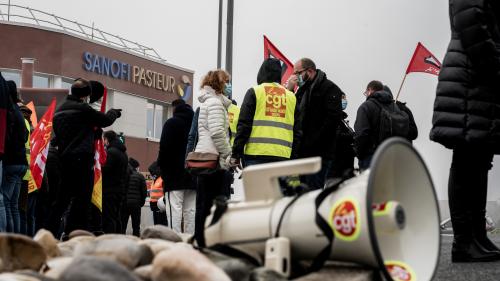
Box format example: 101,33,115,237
149,177,164,203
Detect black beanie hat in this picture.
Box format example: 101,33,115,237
129,158,140,169
71,79,92,97
89,80,105,103
257,58,282,84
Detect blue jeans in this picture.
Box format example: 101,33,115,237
0,165,28,233
301,159,332,190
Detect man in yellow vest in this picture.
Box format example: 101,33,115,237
229,58,299,171
227,101,240,146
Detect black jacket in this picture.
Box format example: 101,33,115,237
158,103,194,191
354,89,418,158
103,139,129,195
430,0,500,153
53,95,119,157
4,100,28,165
331,112,355,178
126,165,147,207
295,69,343,160
232,59,300,161
0,73,9,158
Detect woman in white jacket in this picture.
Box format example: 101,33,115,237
193,69,232,247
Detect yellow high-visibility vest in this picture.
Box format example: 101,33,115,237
228,104,240,146
23,119,33,182
244,82,296,158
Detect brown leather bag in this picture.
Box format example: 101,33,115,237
186,152,219,175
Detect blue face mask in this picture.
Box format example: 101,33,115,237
341,99,348,110
223,83,232,98
297,75,305,87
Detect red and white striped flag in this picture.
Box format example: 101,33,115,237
29,98,56,192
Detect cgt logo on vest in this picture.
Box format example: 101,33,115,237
385,261,416,281
329,198,361,241
264,86,286,118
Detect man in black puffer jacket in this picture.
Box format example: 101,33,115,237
430,0,500,262
121,158,146,237
354,81,418,170
158,99,195,234
287,58,344,189
50,79,121,236
102,130,129,234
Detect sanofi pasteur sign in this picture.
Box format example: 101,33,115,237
82,51,176,93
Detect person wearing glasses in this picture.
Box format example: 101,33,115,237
286,58,344,189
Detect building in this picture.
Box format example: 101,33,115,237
0,5,194,169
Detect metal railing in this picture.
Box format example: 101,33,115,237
0,3,166,62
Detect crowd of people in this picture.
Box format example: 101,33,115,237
1,0,500,263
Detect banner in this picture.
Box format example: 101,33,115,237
405,42,441,76
29,98,56,192
91,87,107,211
263,35,294,85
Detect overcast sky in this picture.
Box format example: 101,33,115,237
8,0,500,201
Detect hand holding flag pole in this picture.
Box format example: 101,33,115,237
395,42,441,101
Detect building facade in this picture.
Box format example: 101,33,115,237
0,20,194,170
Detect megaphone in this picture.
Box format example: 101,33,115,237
204,138,441,280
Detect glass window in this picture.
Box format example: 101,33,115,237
1,70,21,86
61,79,73,89
154,104,164,139
146,103,155,138
33,75,49,88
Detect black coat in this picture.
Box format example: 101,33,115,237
103,140,129,195
330,112,355,178
354,90,418,158
126,165,147,207
158,103,194,191
4,100,28,165
430,0,500,153
53,95,119,157
0,73,9,158
295,69,343,159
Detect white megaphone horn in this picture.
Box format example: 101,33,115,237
204,138,441,281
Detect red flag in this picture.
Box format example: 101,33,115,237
92,87,107,211
406,42,441,76
30,98,56,190
263,35,294,85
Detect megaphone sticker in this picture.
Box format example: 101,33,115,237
385,261,416,281
328,198,361,242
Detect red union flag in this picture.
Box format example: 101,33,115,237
92,87,108,212
29,98,56,191
406,42,441,76
263,35,294,85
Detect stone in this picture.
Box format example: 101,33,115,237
134,264,153,281
33,230,61,258
73,237,153,269
250,267,287,281
0,273,41,281
141,225,182,242
138,239,176,256
14,270,56,281
203,249,257,281
57,236,95,257
0,234,47,273
59,256,141,281
94,234,140,242
44,257,73,279
68,230,95,240
151,245,231,281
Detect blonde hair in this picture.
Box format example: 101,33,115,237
200,69,229,94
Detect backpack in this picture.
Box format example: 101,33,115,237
370,99,410,144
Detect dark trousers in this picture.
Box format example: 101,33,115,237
152,210,168,226
449,147,493,243
102,192,124,234
122,205,142,236
46,155,94,237
301,159,332,190
20,189,37,237
194,170,225,247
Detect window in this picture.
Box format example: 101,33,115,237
1,70,21,86
146,102,166,139
33,74,49,88
61,79,73,89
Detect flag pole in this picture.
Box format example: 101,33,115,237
395,73,408,102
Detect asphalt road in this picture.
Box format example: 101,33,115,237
434,234,500,281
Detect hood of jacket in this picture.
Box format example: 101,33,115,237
173,103,194,122
257,58,282,85
368,89,394,104
198,86,232,108
107,139,126,152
